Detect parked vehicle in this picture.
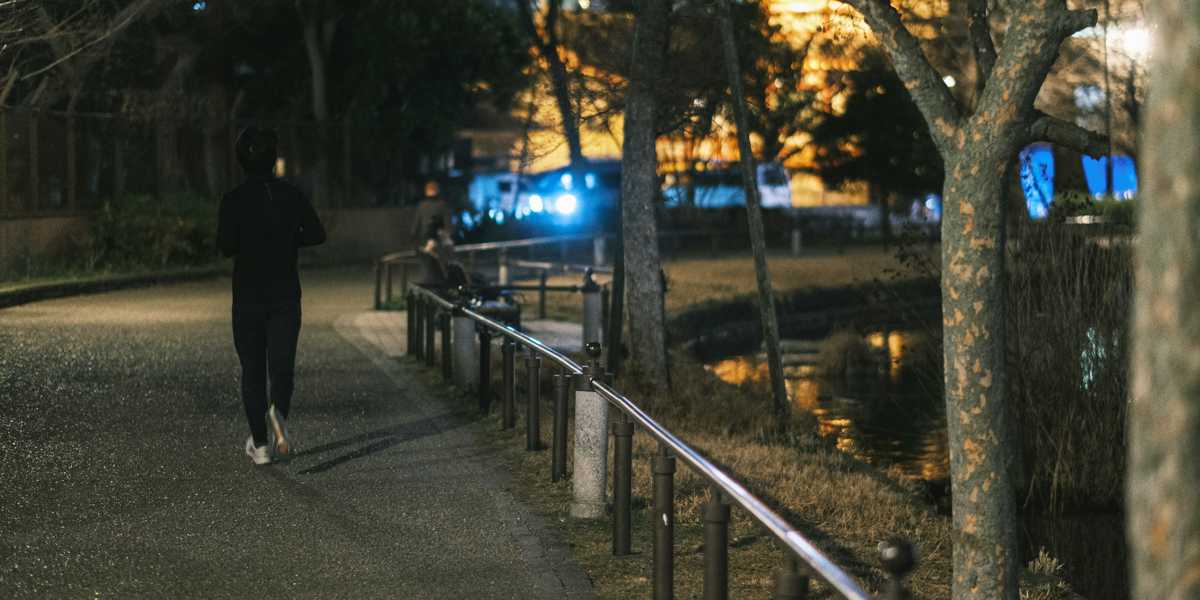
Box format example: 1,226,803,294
515,159,621,228
467,171,533,225
662,162,792,209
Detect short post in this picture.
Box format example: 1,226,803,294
538,270,548,319
525,352,542,450
552,369,569,482
453,307,478,390
440,312,452,381
593,235,606,266
502,338,516,430
498,248,510,285
424,303,437,367
400,261,410,297
612,412,634,556
372,261,381,309
653,445,676,600
703,490,730,600
773,559,809,600
570,343,608,519
600,285,611,342
385,262,395,305
406,291,417,356
582,269,602,345
478,325,493,414
790,226,802,256
879,538,916,600
413,295,425,359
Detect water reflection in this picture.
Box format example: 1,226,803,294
706,330,949,481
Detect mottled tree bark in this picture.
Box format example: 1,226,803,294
717,0,790,428
1128,1,1200,597
840,1,1104,597
620,0,672,388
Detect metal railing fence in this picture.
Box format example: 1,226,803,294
399,278,918,600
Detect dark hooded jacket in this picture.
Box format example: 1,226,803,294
217,175,326,306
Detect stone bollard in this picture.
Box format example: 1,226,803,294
593,236,607,266
498,248,510,285
582,269,603,346
570,342,609,519
452,307,478,391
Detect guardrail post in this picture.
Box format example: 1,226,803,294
710,232,718,258
612,411,633,556
653,445,676,600
502,338,516,429
440,311,452,381
374,261,383,309
424,302,437,367
559,239,568,262
594,236,606,266
413,295,425,359
552,368,569,482
703,489,730,600
406,291,417,356
773,559,809,600
790,226,803,256
498,248,510,285
400,261,410,297
879,538,916,600
600,285,611,342
386,262,395,305
453,307,478,390
525,352,541,450
570,343,608,519
478,325,493,414
582,269,602,345
538,270,548,319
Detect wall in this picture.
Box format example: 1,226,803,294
0,207,417,273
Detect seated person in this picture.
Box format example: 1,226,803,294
417,216,455,285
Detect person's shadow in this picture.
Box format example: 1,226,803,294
293,412,475,475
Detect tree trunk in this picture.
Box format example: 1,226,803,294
619,0,671,388
941,147,1018,600
1128,0,1200,597
302,8,332,207
718,0,790,428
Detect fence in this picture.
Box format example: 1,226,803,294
0,106,360,217
402,282,917,599
383,234,919,599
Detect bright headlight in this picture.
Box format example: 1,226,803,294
529,194,544,213
556,194,578,215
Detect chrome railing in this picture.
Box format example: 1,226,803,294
400,281,917,600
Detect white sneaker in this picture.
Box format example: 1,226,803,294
268,405,290,457
245,436,272,465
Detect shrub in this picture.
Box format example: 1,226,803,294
81,193,218,270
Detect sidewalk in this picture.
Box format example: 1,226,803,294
0,269,595,599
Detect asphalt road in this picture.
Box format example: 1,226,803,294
0,267,593,599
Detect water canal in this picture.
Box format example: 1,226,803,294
698,327,1127,600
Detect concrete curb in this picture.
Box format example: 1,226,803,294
0,265,229,310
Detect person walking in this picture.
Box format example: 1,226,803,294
218,126,327,465
410,180,453,250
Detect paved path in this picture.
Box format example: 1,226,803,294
0,267,594,599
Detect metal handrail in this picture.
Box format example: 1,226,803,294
591,380,871,599
378,233,599,265
403,281,906,598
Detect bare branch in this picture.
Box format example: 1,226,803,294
967,0,996,98
840,0,962,152
19,0,159,82
1028,111,1108,157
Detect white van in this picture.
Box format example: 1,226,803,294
663,162,792,209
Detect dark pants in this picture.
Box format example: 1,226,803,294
233,302,301,446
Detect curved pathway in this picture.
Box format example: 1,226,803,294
0,267,593,599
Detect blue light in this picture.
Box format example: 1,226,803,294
585,173,596,189
1082,155,1138,198
192,1,207,10
529,194,544,213
556,194,578,215
1019,144,1054,219
560,173,573,190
